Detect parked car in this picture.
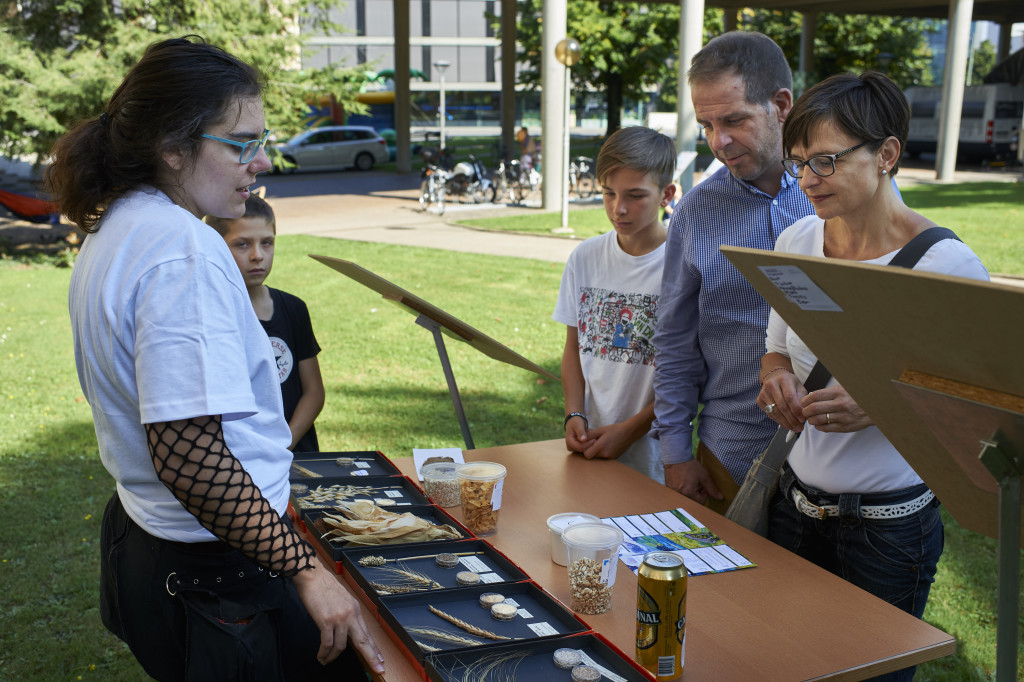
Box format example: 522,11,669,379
271,125,389,173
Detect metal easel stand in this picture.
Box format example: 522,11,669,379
415,313,475,451
978,434,1022,682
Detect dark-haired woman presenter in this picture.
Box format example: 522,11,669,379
756,71,988,682
47,36,384,680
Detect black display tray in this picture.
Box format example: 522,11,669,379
289,450,400,478
303,504,472,561
341,539,530,602
425,633,657,681
378,582,589,662
290,475,429,512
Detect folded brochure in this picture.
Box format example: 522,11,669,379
604,507,756,576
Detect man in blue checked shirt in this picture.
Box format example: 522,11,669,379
652,32,815,513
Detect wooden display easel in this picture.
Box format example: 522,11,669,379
721,246,1024,682
310,255,558,451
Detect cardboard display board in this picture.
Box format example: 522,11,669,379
721,246,1024,543
310,254,558,381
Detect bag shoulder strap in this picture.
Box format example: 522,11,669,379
801,227,960,389
887,226,960,269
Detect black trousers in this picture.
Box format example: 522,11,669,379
100,493,362,681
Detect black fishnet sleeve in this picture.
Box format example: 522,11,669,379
145,415,316,577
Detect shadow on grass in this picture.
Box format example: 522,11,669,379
1,420,146,680
317,371,564,454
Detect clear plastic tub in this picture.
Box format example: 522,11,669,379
562,522,624,615
421,461,461,508
455,461,507,536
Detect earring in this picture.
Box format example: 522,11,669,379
881,169,888,175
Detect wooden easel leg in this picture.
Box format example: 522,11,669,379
979,438,1022,682
415,314,475,451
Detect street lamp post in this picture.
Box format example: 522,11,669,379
555,38,582,232
434,60,451,156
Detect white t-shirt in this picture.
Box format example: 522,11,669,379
553,230,665,482
69,187,293,541
766,215,990,493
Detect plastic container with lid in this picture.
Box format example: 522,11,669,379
562,522,624,615
546,512,601,566
455,461,507,536
421,461,460,507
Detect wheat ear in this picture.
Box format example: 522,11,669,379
406,626,484,647
428,605,513,640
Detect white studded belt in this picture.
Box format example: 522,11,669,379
791,487,935,520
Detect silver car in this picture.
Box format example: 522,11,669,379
272,125,388,173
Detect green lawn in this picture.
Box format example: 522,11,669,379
2,213,1022,679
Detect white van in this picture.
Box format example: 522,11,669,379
905,83,1024,159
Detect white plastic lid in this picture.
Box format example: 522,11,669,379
455,461,507,481
562,522,623,549
546,512,601,534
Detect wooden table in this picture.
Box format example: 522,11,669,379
334,439,955,681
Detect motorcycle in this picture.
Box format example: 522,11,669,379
444,154,495,204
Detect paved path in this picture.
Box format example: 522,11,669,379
264,170,584,262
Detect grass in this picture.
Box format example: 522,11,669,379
458,181,1024,278
2,213,1023,679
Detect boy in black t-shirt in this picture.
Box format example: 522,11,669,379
208,194,324,452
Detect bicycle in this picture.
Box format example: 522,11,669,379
510,158,542,204
418,164,449,215
491,159,517,204
568,156,596,199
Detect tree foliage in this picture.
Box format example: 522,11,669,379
970,39,997,85
508,4,936,133
0,0,367,161
512,1,681,135
739,10,937,90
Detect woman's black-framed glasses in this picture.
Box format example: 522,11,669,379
781,139,882,179
201,129,271,163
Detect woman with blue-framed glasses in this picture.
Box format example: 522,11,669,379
45,35,384,681
755,71,989,682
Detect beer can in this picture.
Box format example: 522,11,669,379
635,551,686,681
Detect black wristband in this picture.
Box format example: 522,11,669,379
563,412,588,429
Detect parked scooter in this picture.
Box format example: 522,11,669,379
444,154,495,204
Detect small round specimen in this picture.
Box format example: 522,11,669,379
434,553,459,568
490,602,517,621
455,571,481,586
571,665,601,682
553,648,582,669
479,592,505,608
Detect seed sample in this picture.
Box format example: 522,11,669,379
490,602,517,621
478,592,505,608
455,571,481,586
571,665,601,682
567,557,613,615
553,648,582,669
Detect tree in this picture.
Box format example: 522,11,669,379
511,1,681,136
0,0,367,161
739,10,937,90
507,5,936,136
970,39,997,84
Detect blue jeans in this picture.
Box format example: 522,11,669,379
769,465,944,682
